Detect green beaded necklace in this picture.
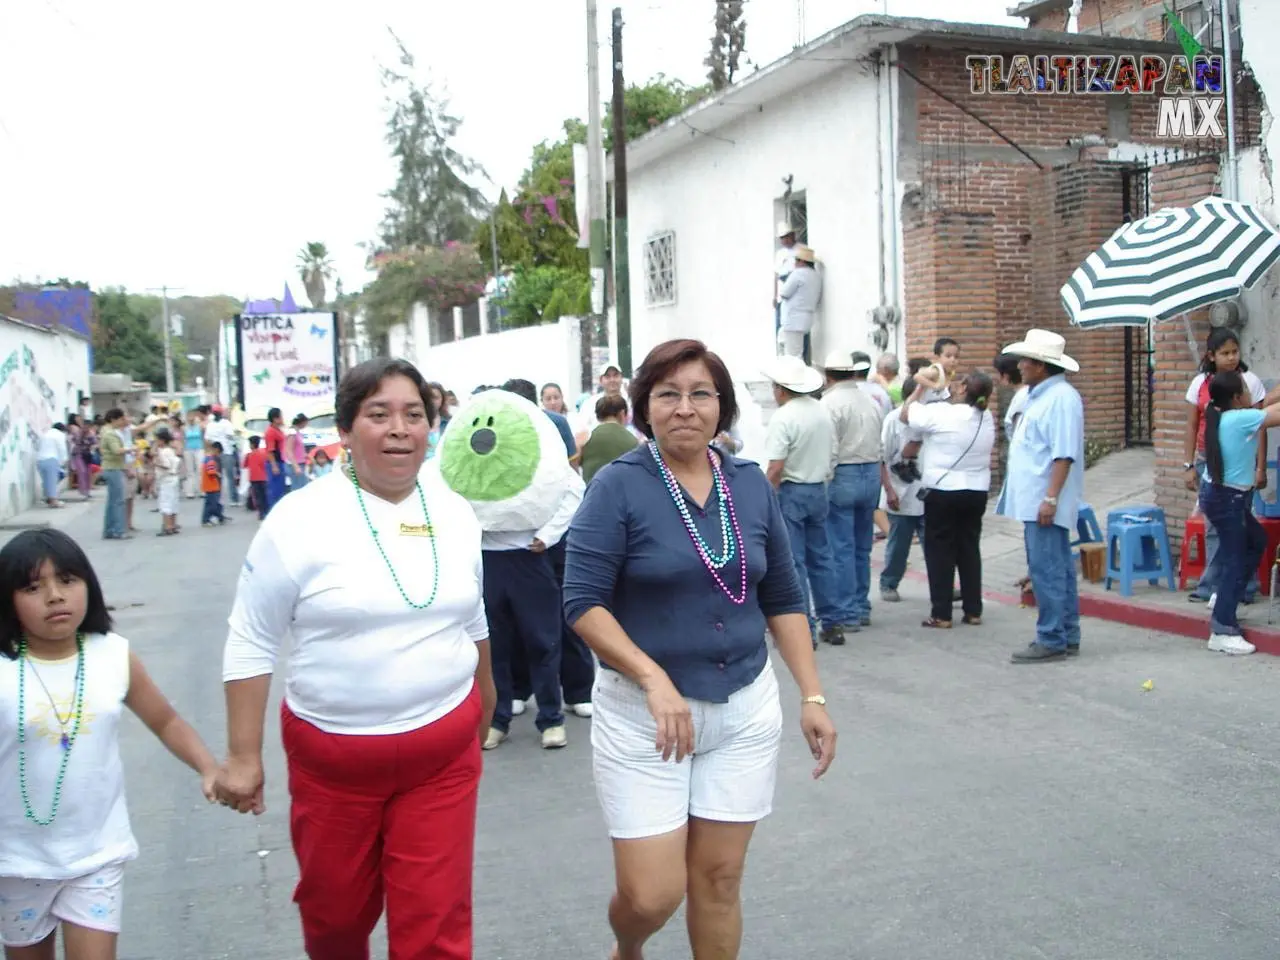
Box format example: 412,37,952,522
17,633,86,826
347,465,440,609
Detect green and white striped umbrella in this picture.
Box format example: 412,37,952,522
1062,197,1280,329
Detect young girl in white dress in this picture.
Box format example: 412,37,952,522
0,529,217,959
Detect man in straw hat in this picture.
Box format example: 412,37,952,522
763,355,839,648
776,244,822,364
820,349,885,639
996,330,1085,664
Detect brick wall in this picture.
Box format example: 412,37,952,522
903,211,998,359
1149,157,1223,549
1076,0,1166,39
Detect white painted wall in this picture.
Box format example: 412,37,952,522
625,62,882,386
387,310,584,401
0,319,91,521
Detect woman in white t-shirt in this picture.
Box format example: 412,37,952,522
215,358,497,960
902,372,997,629
0,529,217,956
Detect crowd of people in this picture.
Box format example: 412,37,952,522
8,321,1279,960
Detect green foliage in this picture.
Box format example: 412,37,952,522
705,1,747,91
93,290,169,388
298,242,333,309
361,243,488,336
495,265,590,328
1084,436,1113,470
604,75,711,153
378,32,489,252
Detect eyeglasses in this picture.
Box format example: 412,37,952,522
651,389,720,409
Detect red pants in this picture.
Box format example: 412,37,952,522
282,686,483,960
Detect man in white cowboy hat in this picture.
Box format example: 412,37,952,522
777,244,822,363
774,223,797,346
996,329,1085,664
763,354,839,647
820,349,885,639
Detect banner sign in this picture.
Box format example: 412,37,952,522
234,312,339,418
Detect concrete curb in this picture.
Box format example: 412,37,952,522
891,564,1280,655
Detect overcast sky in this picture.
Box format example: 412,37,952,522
0,0,1015,300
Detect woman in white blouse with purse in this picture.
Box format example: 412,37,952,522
214,358,496,960
901,371,997,630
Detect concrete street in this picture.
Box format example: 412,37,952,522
8,495,1280,959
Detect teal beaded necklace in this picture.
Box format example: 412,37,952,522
347,465,440,609
17,633,86,826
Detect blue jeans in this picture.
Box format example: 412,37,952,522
880,512,923,591
265,465,287,514
102,469,126,538
221,453,240,503
1023,522,1080,651
1191,511,1261,601
201,491,225,524
288,462,309,491
37,458,60,501
777,481,839,636
1199,484,1267,635
826,463,881,621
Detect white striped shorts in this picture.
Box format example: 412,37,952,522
591,660,783,840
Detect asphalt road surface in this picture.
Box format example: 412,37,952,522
15,495,1280,960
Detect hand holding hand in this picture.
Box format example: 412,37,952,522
529,538,547,553
214,754,266,815
800,703,836,779
642,672,694,763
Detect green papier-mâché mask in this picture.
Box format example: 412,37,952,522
438,389,575,532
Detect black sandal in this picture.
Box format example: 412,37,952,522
922,618,952,629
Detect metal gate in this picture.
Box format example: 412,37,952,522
1122,166,1154,447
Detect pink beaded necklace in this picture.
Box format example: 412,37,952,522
648,441,748,605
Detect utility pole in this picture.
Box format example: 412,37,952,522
585,0,607,393
611,7,632,376
797,0,806,47
146,286,181,398
1219,0,1238,199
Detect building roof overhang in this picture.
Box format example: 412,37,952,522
1007,0,1073,19
618,13,1185,176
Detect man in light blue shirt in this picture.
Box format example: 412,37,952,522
996,330,1085,663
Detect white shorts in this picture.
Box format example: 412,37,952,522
0,862,125,947
591,660,783,840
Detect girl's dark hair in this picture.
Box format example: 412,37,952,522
962,371,994,411
899,375,917,401
907,356,933,376
628,339,738,439
0,530,112,659
992,353,1023,384
1201,327,1248,375
267,407,282,424
336,358,436,432
1204,369,1246,486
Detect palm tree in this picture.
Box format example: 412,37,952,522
297,242,334,309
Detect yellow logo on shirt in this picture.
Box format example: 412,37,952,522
399,523,434,537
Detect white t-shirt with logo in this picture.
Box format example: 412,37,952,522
223,466,488,735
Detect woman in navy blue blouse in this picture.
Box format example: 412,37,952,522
564,338,837,960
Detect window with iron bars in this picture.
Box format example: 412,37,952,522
1162,0,1238,52
644,232,677,307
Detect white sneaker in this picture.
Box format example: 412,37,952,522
1207,633,1256,656
567,702,593,718
511,699,527,717
1208,593,1217,612
482,727,508,750
541,725,568,749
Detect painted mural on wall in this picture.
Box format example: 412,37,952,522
0,345,60,518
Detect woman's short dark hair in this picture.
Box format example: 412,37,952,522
267,407,282,424
992,353,1022,384
595,394,628,421
962,371,994,411
0,530,112,659
336,358,436,432
104,407,124,423
629,339,737,440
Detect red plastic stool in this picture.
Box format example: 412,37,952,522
1256,518,1280,597
1179,513,1207,590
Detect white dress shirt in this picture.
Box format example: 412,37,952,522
481,470,585,552
822,382,882,465
36,427,68,463
907,403,995,492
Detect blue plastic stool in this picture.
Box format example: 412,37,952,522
1256,459,1280,518
1071,503,1103,558
1104,505,1176,596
